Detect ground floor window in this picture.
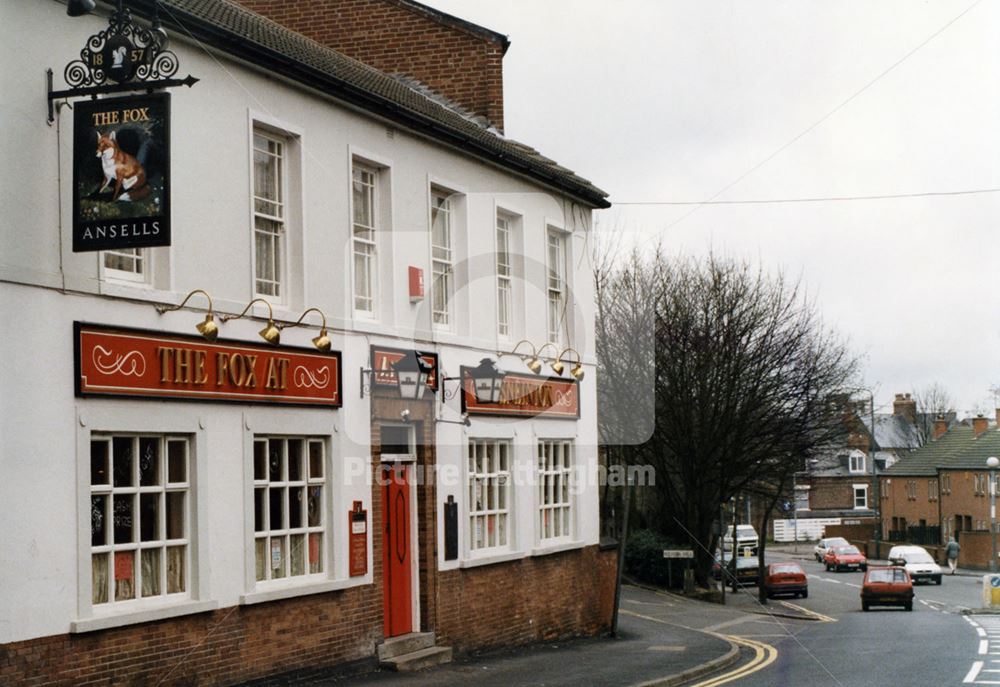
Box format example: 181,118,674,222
253,436,326,581
468,438,512,552
90,434,190,606
538,440,573,541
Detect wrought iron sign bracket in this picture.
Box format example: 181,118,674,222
47,0,198,123
48,69,198,123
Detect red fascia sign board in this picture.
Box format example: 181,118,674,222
462,370,580,419
370,345,439,391
75,322,341,407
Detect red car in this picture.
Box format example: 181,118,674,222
861,566,913,611
824,545,867,572
763,562,808,599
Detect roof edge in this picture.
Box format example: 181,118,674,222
393,0,511,54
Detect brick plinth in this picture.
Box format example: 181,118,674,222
0,586,381,687
435,545,617,652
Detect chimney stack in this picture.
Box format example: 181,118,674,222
893,392,917,424
995,408,1000,427
933,415,948,440
973,414,989,437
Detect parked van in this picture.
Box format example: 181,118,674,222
722,525,759,555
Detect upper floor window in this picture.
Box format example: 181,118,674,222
853,484,868,509
546,230,567,344
848,453,865,473
103,248,147,283
352,164,378,315
430,189,453,327
496,214,513,338
252,131,285,299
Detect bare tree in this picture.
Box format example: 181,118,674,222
912,382,954,445
596,252,858,589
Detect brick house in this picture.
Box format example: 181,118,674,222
0,0,614,684
881,413,1000,546
782,394,922,540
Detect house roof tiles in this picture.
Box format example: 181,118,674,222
132,0,609,207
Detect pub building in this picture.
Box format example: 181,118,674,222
0,0,614,683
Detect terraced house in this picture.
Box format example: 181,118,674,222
882,413,1000,556
0,0,614,683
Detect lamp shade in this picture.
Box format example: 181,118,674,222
467,357,506,404
392,351,432,400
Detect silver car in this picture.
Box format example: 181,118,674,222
814,536,849,562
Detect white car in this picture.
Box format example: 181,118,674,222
814,537,849,562
887,545,943,585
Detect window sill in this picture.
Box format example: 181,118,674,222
240,577,365,605
532,540,585,557
459,550,525,569
71,599,218,634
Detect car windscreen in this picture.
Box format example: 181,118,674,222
869,569,907,583
824,538,848,547
771,564,801,574
835,546,860,555
905,552,934,564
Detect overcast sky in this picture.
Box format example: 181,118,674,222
427,0,1000,416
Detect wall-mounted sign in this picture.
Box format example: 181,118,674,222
73,93,171,252
370,346,438,391
75,323,341,407
349,501,368,577
408,266,424,302
462,370,579,419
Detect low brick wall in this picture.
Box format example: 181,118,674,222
0,546,616,685
436,545,617,653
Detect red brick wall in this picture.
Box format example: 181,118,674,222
233,0,506,131
880,475,941,538
435,545,617,652
809,476,870,511
940,469,992,538
0,587,381,686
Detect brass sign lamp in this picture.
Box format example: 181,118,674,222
155,289,218,341
277,307,331,352
220,299,280,345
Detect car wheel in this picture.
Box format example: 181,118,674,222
802,589,808,599
861,565,867,572
862,602,869,612
935,576,942,585
826,563,831,571
905,602,913,612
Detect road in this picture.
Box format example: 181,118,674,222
688,554,990,686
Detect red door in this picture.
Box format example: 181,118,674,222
382,464,413,637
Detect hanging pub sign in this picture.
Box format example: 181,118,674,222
72,93,171,252
74,323,341,407
370,345,439,391
462,370,579,419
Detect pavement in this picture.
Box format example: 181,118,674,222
252,583,792,687
251,545,941,686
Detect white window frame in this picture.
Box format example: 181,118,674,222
467,438,513,554
251,436,328,586
251,128,288,301
848,453,865,474
537,439,574,543
351,161,379,317
853,483,869,510
73,407,213,634
496,213,513,339
430,187,454,328
88,434,191,611
546,228,567,345
102,247,149,284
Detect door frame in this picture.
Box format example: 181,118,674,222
380,423,420,636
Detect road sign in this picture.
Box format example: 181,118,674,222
662,549,694,559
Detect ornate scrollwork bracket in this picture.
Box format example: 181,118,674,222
47,0,198,123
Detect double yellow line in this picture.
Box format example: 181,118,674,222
688,634,777,687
